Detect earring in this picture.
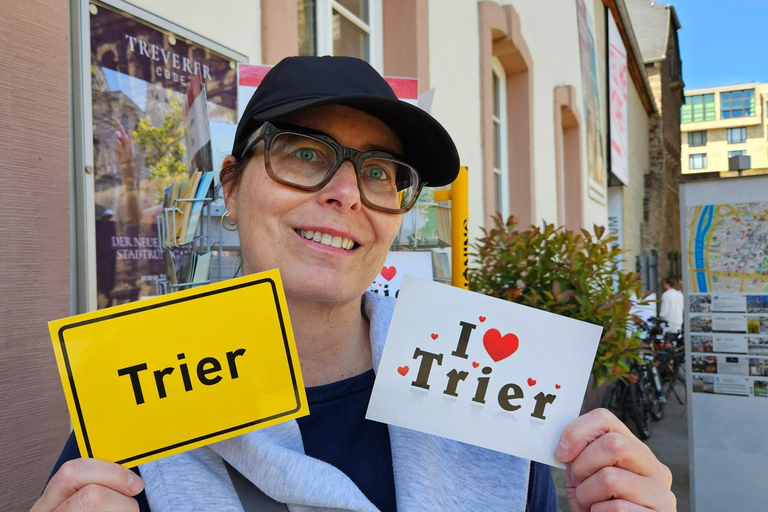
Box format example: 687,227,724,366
221,211,238,232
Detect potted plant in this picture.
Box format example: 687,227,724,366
469,215,647,411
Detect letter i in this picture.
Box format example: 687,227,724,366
472,367,492,404
178,353,193,391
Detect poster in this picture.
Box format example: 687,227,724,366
680,176,768,511
607,13,628,185
90,3,237,309
576,0,606,203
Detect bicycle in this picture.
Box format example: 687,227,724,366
602,353,664,440
644,319,686,405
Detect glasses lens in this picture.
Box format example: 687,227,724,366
269,132,337,187
359,158,420,211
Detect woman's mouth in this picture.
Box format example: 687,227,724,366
295,229,358,251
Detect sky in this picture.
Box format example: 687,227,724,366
667,0,768,90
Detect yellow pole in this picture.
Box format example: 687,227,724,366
432,167,468,289
452,166,469,289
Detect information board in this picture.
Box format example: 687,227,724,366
680,176,768,512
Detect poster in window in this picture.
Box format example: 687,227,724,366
576,0,607,203
89,3,237,309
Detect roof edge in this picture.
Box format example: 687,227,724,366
608,0,658,115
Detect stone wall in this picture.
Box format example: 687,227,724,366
640,23,684,292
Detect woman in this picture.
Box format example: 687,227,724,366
36,56,675,512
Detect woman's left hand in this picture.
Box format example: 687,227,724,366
556,408,676,512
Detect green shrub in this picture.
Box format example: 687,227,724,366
469,214,645,385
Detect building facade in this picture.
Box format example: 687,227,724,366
625,0,685,293
681,83,768,177
1,0,657,507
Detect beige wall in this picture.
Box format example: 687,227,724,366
621,72,652,268
503,0,608,229
128,0,262,63
0,0,72,509
428,0,485,244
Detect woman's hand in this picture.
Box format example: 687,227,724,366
556,408,676,512
31,458,144,512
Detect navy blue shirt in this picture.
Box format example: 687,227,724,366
50,370,558,511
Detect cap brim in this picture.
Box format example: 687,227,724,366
249,95,460,187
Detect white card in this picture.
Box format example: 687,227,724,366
366,276,603,468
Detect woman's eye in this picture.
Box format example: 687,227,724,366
368,167,389,180
292,148,319,162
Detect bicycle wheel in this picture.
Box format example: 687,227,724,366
602,380,628,421
650,379,665,421
647,365,665,421
631,380,652,440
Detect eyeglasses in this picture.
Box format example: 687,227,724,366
239,122,424,214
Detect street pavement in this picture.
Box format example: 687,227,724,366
552,382,690,511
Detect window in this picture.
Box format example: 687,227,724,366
298,0,382,70
727,127,747,144
80,2,243,310
689,153,707,170
298,0,317,56
728,150,747,158
491,58,509,217
681,93,715,123
721,89,755,119
688,131,707,147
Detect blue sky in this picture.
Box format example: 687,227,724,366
668,0,768,90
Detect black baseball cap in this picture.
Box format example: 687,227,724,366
233,56,460,187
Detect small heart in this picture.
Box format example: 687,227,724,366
527,378,536,387
431,333,439,340
482,329,519,362
397,366,409,376
479,316,486,323
472,361,479,368
378,283,382,286
555,384,561,389
380,266,397,281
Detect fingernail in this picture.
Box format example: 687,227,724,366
128,472,144,494
555,440,569,462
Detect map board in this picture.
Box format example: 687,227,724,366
680,176,768,512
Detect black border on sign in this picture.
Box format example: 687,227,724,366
57,277,302,465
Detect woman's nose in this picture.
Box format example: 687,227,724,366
316,160,363,212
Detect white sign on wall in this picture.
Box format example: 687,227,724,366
608,14,629,185
368,251,434,299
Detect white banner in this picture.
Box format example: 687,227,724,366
608,14,628,185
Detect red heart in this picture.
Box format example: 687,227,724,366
555,384,561,389
479,316,486,323
381,266,397,281
527,378,536,387
431,333,439,340
472,361,479,368
397,366,409,376
482,329,519,362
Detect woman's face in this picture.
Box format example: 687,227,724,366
224,104,404,305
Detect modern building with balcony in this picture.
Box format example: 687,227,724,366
681,83,768,177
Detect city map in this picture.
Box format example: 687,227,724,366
686,202,768,293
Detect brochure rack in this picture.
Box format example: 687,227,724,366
155,194,213,295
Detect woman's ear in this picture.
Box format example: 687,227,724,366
221,155,238,220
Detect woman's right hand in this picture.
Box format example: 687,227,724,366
32,459,144,512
